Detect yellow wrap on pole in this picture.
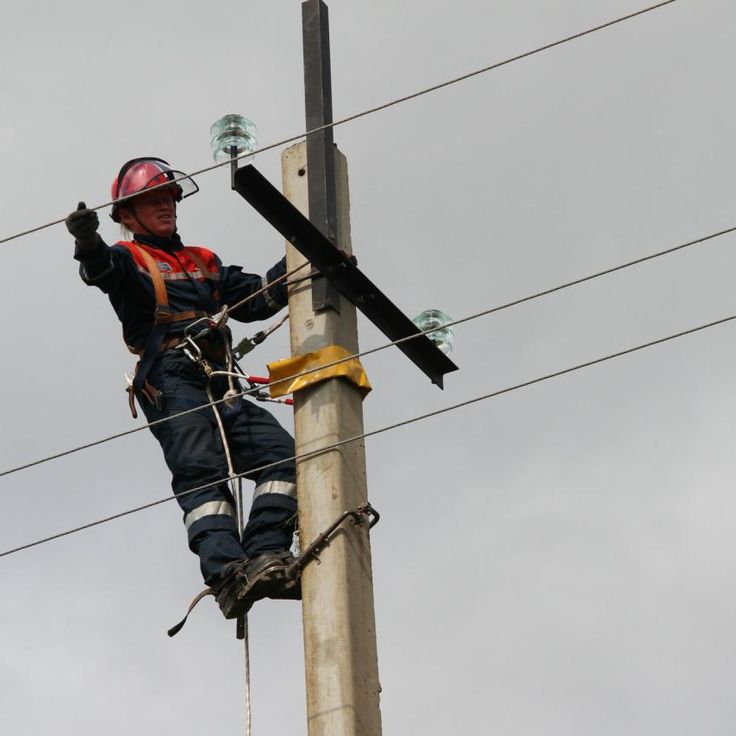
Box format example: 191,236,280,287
267,345,372,399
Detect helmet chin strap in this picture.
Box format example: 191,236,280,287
127,201,176,240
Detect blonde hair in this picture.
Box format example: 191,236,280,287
116,204,134,239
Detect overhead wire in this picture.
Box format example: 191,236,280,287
0,0,689,554
0,220,733,482
0,0,676,248
0,12,690,719
2,308,733,560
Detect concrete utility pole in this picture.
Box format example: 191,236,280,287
282,2,382,734
283,143,382,736
231,3,453,731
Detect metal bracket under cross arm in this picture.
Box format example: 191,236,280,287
232,164,459,388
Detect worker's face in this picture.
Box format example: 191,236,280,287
120,188,177,237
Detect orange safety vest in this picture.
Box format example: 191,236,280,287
120,241,221,398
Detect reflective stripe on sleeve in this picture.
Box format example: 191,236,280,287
184,500,235,531
262,275,280,311
253,480,297,502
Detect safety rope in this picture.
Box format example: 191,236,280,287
0,1,675,248
203,353,253,736
242,614,252,736
224,261,311,318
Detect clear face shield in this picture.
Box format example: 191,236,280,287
111,158,199,221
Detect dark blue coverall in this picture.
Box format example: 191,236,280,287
75,231,297,585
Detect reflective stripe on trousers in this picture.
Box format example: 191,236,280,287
184,500,236,532
253,479,297,502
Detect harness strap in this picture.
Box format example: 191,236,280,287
178,248,220,314
121,242,210,393
129,243,169,310
128,336,181,357
186,249,218,282
167,588,214,637
155,309,205,325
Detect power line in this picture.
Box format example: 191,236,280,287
1,307,731,560
355,225,736,360
0,0,676,248
0,220,732,482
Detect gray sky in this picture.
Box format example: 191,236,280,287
2,1,735,734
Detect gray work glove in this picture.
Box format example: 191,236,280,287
65,201,99,249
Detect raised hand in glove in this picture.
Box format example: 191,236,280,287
65,201,99,249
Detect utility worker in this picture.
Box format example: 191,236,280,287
65,157,299,620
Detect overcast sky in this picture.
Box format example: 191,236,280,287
2,1,735,734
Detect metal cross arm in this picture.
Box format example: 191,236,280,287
233,164,459,388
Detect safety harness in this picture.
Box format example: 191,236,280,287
121,241,219,413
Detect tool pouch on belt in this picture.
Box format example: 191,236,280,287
126,367,163,419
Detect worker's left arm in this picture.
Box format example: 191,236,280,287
220,256,289,322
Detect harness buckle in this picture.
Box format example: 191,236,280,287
181,335,204,363
177,306,232,366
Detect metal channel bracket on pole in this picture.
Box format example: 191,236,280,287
302,0,340,312
232,164,458,388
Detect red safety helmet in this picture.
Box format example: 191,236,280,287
110,157,199,222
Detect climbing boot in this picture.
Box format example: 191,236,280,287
213,561,254,619
213,551,301,619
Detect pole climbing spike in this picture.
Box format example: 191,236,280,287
167,506,378,637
